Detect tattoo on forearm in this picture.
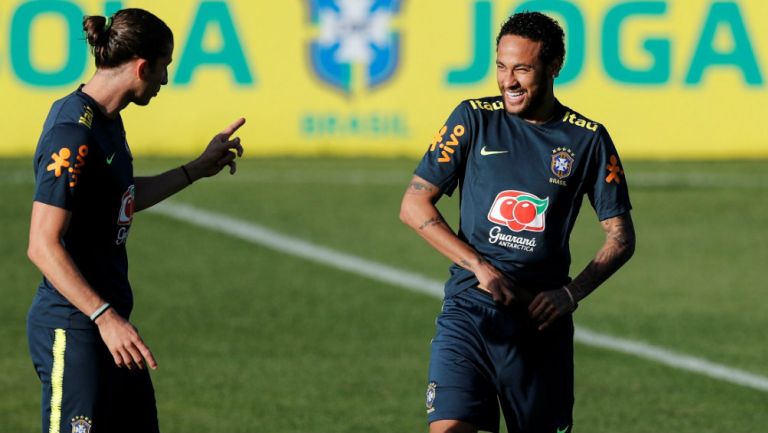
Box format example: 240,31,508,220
409,181,434,193
607,220,634,249
418,215,444,231
459,257,486,271
569,214,636,302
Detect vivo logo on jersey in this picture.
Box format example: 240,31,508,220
116,185,135,245
487,190,549,233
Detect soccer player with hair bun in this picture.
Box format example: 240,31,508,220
26,8,245,433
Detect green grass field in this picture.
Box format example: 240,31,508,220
1,157,767,432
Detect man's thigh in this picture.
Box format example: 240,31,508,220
493,316,575,433
426,297,501,433
28,324,159,433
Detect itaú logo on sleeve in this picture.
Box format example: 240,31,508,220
487,190,549,232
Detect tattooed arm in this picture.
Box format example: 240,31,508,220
399,175,517,304
568,212,636,301
529,212,636,330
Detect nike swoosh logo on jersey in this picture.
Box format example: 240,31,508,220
556,426,569,433
106,153,116,165
480,146,509,156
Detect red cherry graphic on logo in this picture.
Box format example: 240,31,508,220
513,201,537,225
500,199,517,220
125,196,135,219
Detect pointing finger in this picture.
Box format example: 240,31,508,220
220,117,246,140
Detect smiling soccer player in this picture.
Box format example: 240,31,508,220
400,11,636,433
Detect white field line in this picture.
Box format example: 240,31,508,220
149,201,768,393
173,171,768,188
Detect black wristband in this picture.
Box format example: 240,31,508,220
180,165,194,185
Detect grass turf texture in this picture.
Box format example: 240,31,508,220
1,157,766,432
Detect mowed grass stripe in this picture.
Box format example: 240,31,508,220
149,201,768,394
3,169,767,189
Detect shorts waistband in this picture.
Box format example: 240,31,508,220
455,287,501,307
455,285,546,309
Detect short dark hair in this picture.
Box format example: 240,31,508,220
83,8,173,68
496,11,565,68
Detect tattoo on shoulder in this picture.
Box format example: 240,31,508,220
409,181,434,193
418,216,444,231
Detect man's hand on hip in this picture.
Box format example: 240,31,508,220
529,287,577,331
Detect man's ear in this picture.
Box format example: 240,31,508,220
135,58,150,80
549,58,563,79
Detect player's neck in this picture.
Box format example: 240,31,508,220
521,95,559,125
81,70,132,119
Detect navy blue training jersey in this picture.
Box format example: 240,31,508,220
29,86,136,329
415,96,632,298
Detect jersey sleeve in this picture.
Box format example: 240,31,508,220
33,123,92,210
587,126,632,220
413,102,474,196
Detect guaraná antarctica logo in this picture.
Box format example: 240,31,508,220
115,184,135,245
487,190,548,252
307,0,401,94
488,190,549,233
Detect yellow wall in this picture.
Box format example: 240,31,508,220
1,0,766,158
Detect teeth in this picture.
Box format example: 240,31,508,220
507,90,524,97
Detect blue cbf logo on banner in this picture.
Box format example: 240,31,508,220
307,0,401,94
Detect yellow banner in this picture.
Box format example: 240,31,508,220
1,0,766,158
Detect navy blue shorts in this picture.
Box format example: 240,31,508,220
27,321,159,433
426,288,574,433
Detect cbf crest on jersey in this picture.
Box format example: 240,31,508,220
551,147,575,179
307,0,401,94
